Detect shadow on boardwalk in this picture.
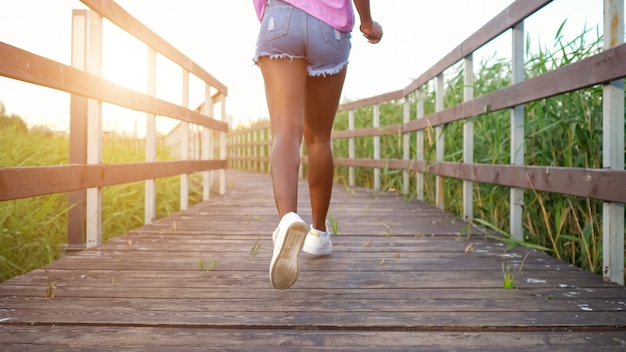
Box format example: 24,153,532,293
1,170,625,351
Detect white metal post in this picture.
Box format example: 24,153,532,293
402,98,410,195
373,104,381,191
435,74,444,210
463,54,474,221
247,131,252,171
145,47,157,224
510,22,525,241
69,9,89,249
260,129,266,173
602,0,624,285
348,109,355,186
202,84,214,201
180,69,190,211
85,10,103,248
219,95,227,195
416,88,425,201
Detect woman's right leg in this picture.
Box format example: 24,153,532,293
259,56,310,290
258,56,308,218
303,67,348,232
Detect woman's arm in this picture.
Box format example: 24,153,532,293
353,0,383,43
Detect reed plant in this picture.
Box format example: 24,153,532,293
0,121,203,282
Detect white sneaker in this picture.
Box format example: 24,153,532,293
302,225,333,256
269,212,307,290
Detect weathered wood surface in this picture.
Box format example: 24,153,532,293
1,170,625,351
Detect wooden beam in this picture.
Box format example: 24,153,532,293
0,161,228,202
332,158,626,204
0,42,228,133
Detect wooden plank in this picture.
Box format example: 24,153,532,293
2,327,625,352
1,309,624,330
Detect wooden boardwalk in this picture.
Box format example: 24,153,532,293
1,170,625,351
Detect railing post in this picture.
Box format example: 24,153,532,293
247,130,252,171
415,88,425,201
202,84,214,201
219,94,227,195
602,0,624,285
435,74,445,209
83,9,103,248
236,133,241,170
69,9,103,248
402,98,410,195
68,9,105,248
510,21,525,240
348,109,355,186
260,129,266,173
373,104,380,191
253,129,258,172
68,9,89,250
180,69,190,211
463,54,474,221
193,124,200,161
145,47,157,224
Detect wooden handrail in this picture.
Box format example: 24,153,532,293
0,42,228,132
0,160,227,202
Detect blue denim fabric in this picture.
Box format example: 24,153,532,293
253,0,352,77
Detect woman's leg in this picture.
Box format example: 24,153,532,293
303,67,348,232
258,57,308,218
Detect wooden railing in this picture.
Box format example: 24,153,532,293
228,0,625,284
0,0,228,249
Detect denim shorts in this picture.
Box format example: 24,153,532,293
253,0,352,77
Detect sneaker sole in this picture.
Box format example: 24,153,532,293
270,222,307,290
302,244,332,256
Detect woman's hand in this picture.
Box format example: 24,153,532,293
360,21,383,44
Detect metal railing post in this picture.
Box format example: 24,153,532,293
510,21,525,240
145,47,157,224
463,54,474,221
180,69,190,211
602,0,624,285
348,109,355,186
415,88,425,201
373,104,380,191
435,74,445,209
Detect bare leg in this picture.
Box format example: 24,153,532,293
304,67,348,232
258,57,308,219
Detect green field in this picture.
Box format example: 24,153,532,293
0,109,204,282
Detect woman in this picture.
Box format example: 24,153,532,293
252,0,383,289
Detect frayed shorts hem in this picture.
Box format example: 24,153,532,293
253,53,349,77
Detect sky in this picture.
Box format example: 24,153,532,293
0,0,605,135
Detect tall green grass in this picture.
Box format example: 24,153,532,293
330,24,624,277
0,121,203,282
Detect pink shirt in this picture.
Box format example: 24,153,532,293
253,0,355,32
